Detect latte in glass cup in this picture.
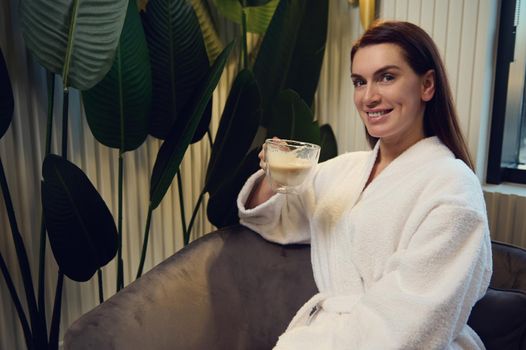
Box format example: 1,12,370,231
264,139,321,194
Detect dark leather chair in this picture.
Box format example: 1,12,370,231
63,225,526,350
467,241,526,349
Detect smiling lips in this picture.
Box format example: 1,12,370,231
366,109,393,119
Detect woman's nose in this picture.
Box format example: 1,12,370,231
363,85,380,106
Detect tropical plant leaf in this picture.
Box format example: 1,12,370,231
189,0,224,63
252,0,303,125
82,0,151,152
213,0,279,34
253,0,328,125
0,49,13,139
149,41,235,210
20,0,127,90
192,100,212,143
267,89,320,145
142,0,211,139
244,0,274,6
284,0,328,108
207,148,260,228
319,124,337,162
41,155,118,282
205,69,261,195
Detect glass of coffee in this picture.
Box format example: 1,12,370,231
264,138,321,194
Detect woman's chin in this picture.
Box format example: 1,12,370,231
365,128,387,139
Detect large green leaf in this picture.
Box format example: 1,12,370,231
41,155,118,282
284,0,328,108
213,0,279,34
142,0,211,139
207,148,260,228
20,0,127,90
244,0,274,6
189,0,224,63
192,100,212,144
205,69,261,195
0,49,13,139
253,0,328,125
319,123,337,162
82,0,151,152
149,41,235,210
267,89,320,144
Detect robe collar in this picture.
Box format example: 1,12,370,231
359,136,453,199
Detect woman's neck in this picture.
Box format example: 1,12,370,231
365,134,425,188
378,133,425,164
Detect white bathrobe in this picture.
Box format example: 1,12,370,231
237,137,492,350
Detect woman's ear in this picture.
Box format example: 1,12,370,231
421,69,435,102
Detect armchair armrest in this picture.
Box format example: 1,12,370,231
64,225,317,350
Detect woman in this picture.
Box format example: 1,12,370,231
237,20,492,349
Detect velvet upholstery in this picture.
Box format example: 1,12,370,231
466,241,526,349
64,225,317,350
64,225,526,350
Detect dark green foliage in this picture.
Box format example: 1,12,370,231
207,148,260,227
267,89,320,145
149,41,235,209
142,0,211,140
83,0,151,151
319,124,338,162
205,69,261,195
0,49,13,139
253,0,328,126
41,155,118,282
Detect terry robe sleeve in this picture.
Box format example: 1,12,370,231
236,169,313,245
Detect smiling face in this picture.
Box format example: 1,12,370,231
351,43,435,148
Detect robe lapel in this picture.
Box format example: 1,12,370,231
361,137,452,198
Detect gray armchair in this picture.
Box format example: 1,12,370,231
64,225,526,350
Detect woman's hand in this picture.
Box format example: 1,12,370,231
246,137,280,209
258,136,283,171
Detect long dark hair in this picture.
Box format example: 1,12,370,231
350,20,474,170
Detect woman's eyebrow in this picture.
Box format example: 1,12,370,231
351,65,401,79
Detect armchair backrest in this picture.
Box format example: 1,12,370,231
490,241,526,290
467,240,526,349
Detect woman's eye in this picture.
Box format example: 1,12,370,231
380,73,395,83
352,79,365,88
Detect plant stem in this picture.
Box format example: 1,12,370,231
45,72,55,156
116,43,124,292
176,171,187,234
207,128,213,148
97,269,104,304
62,88,69,159
0,252,32,348
136,205,153,279
241,3,248,70
48,271,64,350
38,71,55,339
184,190,205,245
116,152,124,291
0,157,47,348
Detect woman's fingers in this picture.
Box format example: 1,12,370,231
261,136,284,170
259,147,266,170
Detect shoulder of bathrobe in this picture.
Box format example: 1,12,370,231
420,154,486,213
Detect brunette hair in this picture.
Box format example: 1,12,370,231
350,20,474,170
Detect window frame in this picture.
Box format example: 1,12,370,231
487,0,525,184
